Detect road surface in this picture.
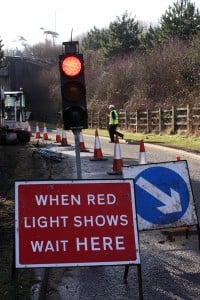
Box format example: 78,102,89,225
29,132,200,300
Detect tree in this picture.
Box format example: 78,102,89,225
23,40,62,63
80,26,109,51
102,12,141,57
0,38,4,66
17,36,28,48
158,0,200,41
141,25,160,50
43,30,59,45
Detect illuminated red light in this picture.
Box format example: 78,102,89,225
61,56,82,77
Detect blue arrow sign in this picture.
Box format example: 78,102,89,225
135,166,190,225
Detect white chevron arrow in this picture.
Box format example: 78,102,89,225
136,176,182,214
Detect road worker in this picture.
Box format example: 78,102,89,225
108,104,124,143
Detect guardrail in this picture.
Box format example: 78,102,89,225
88,105,200,134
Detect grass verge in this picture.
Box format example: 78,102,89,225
82,129,200,153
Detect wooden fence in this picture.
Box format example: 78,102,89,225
88,105,200,135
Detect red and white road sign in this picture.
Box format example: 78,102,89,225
15,179,140,268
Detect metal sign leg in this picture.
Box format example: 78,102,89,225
123,265,144,300
137,264,144,300
123,265,129,282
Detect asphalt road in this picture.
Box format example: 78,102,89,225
29,132,200,300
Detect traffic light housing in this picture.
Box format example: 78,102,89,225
59,42,88,130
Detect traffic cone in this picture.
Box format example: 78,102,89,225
55,123,61,143
79,130,89,152
108,136,123,175
139,140,147,164
43,122,48,140
176,155,181,161
35,122,41,138
27,122,32,137
61,128,69,146
90,129,107,161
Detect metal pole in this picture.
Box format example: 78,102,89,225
73,129,82,179
123,265,129,282
137,264,144,300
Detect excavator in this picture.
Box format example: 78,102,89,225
0,88,31,144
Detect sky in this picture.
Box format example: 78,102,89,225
1,0,200,49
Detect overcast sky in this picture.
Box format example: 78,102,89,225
1,0,200,49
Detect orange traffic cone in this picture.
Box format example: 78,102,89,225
176,155,181,161
43,122,48,140
113,136,123,173
90,129,107,161
79,130,88,152
35,122,41,138
61,128,69,146
55,123,61,143
108,136,123,175
139,140,147,164
27,122,32,137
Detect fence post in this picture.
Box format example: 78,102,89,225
186,104,190,133
146,109,150,133
136,110,138,133
158,107,162,133
125,110,128,130
172,105,176,133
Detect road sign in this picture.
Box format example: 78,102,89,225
123,161,198,230
15,179,140,268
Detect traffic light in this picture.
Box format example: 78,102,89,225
59,42,88,130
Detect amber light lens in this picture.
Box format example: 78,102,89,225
62,81,84,102
61,56,82,77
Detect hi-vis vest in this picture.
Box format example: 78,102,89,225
109,109,119,125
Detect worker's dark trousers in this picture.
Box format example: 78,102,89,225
108,125,123,142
